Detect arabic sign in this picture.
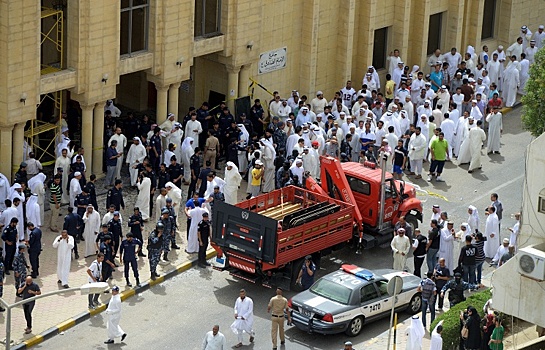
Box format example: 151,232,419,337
258,47,287,74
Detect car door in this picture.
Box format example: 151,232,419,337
359,283,384,320
374,280,393,315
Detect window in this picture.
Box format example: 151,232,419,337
481,0,496,39
427,13,443,55
375,280,388,296
310,279,352,305
194,0,222,38
538,189,545,214
372,27,388,70
120,0,149,56
360,284,379,303
347,176,370,195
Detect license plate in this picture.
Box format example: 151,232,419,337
301,309,312,317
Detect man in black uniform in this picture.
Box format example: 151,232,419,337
128,207,145,256
63,207,81,259
119,233,142,287
165,199,180,250
106,179,125,211
96,224,110,253
158,208,174,262
1,218,18,274
108,212,123,261
27,222,42,278
99,235,115,281
149,127,162,172
187,147,202,199
147,223,164,280
75,188,91,241
144,165,157,214
411,228,427,278
157,163,170,190
85,174,98,210
197,212,211,267
197,161,212,197
168,156,183,188
440,272,481,307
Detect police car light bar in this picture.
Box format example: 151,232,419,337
341,264,374,280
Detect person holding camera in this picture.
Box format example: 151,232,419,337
433,258,451,311
296,255,316,290
458,235,477,284
440,273,481,307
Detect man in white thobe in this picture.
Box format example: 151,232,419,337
486,107,502,154
125,137,147,186
468,120,487,173
430,322,444,350
202,325,227,350
25,194,41,228
54,148,73,204
28,173,46,224
224,162,242,205
187,205,208,254
108,127,127,180
492,238,511,265
456,117,475,164
83,205,101,257
502,61,520,108
406,315,425,350
260,138,276,193
484,206,500,258
104,286,127,344
506,37,523,61
390,228,410,270
69,172,83,209
231,289,255,347
518,54,530,94
104,100,122,118
440,114,455,157
185,115,203,151
508,213,520,250
168,122,184,161
10,184,26,240
439,222,455,274
52,230,74,287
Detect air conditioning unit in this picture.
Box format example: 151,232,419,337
517,246,545,281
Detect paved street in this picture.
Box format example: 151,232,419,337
1,106,530,349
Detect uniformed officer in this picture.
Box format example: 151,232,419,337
119,233,142,287
0,247,5,311
63,207,81,258
100,235,116,281
13,243,28,295
187,147,202,199
75,189,91,241
128,207,146,257
165,199,180,250
106,179,125,211
27,222,42,278
197,212,211,267
158,207,174,262
1,217,18,275
267,287,291,350
96,224,110,253
108,212,123,261
147,223,164,280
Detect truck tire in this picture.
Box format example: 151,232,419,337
345,316,364,337
405,214,419,234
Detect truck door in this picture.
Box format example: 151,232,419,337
346,175,375,226
382,178,400,224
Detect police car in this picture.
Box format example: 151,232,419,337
288,264,422,337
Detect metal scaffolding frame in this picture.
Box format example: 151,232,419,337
26,7,65,165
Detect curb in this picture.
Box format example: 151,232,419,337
12,250,217,349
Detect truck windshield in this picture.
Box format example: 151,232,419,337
310,279,352,305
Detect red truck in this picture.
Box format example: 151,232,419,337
211,155,423,289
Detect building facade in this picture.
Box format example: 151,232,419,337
0,0,543,178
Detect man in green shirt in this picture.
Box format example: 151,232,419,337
428,132,449,182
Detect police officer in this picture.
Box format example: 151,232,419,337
108,211,123,261
296,255,316,290
165,199,180,250
106,179,125,211
100,235,116,281
147,223,164,280
197,212,211,267
128,207,146,257
13,243,28,296
63,207,81,259
158,207,173,262
119,233,142,287
75,188,91,241
1,217,18,275
96,224,110,253
187,147,202,198
0,247,5,311
439,272,481,307
27,222,42,278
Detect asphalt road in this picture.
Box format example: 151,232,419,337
38,107,529,350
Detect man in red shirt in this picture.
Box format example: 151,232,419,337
488,93,503,113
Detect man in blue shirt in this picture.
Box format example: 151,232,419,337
430,63,443,92
185,193,206,240
296,255,316,290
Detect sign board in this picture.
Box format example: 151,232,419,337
387,276,403,296
258,47,287,75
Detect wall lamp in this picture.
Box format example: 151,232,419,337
176,57,185,66
20,93,27,105
246,41,254,50
102,74,109,84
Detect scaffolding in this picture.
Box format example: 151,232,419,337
25,7,65,166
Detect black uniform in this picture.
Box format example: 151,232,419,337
120,238,142,283
413,234,428,278
75,192,91,223
107,219,123,257
149,134,162,172
106,187,125,211
1,225,17,272
85,182,98,210
197,219,211,264
63,212,81,256
128,214,144,243
168,163,183,188
157,170,170,190
197,167,212,197
188,153,201,199
28,228,42,277
99,241,115,281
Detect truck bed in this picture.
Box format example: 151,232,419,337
211,186,356,272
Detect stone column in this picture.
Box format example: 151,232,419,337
92,103,104,175
226,65,241,111
168,83,181,119
156,84,169,123
12,123,25,177
0,126,14,180
81,104,94,172
238,65,251,98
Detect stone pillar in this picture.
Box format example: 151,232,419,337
92,103,104,175
81,104,94,172
0,126,14,180
238,65,251,98
156,84,169,123
226,65,241,111
12,123,25,177
168,83,181,119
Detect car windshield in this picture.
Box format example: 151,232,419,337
310,278,352,305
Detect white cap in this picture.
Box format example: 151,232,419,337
424,99,431,104
255,160,263,165
441,85,446,89
540,25,544,29
316,90,323,96
74,171,81,177
468,78,476,83
498,45,504,50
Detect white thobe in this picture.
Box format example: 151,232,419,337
440,119,455,154
502,64,520,107
510,221,520,249
439,228,455,273
224,166,242,205
519,59,530,94
468,127,486,171
470,106,483,122
155,195,168,222
506,42,523,61
135,177,151,220
486,112,502,153
54,155,72,204
0,174,9,211
484,213,500,258
125,143,147,186
182,146,194,180
83,210,101,257
52,235,74,285
29,176,46,224
106,294,125,339
188,207,208,253
406,324,424,350
168,129,184,161
453,118,468,156
202,331,227,350
493,245,509,264
109,134,128,179
25,196,41,228
231,296,255,341
261,145,275,193
185,121,203,150
285,134,300,156
430,330,443,350
445,52,462,78
390,235,410,270
457,123,474,164
69,178,82,209
486,60,502,85
11,195,25,241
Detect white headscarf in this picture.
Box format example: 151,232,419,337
238,124,249,144
408,315,425,349
164,181,182,203
260,137,276,159
181,137,194,152
9,183,23,201
225,161,242,185
0,173,10,208
468,205,480,231
26,193,40,226
28,173,47,193
411,65,420,75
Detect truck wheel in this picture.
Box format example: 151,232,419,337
407,293,422,314
345,316,364,337
405,214,419,234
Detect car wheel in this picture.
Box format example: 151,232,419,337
408,293,422,314
345,316,364,337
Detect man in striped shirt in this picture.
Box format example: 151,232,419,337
49,175,62,232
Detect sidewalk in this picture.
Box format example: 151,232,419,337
0,172,225,348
